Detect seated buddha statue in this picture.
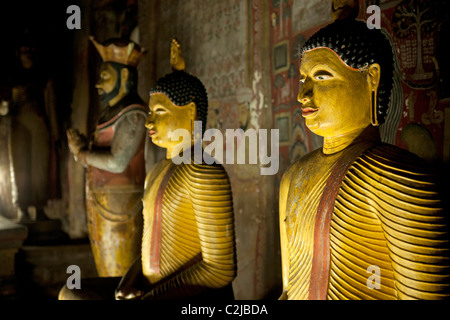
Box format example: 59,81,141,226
114,39,236,300
278,15,450,299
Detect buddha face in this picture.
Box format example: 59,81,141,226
298,47,380,138
145,93,196,152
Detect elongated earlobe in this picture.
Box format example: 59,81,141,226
368,63,380,126
371,90,379,126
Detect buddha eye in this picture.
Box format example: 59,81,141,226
313,70,333,81
315,75,331,80
155,108,166,115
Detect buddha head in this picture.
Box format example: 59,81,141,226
146,70,208,156
90,37,144,106
298,19,394,140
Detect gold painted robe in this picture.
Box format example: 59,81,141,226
280,142,450,300
141,159,236,299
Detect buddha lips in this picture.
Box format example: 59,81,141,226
301,107,319,117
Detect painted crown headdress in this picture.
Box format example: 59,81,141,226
89,36,145,67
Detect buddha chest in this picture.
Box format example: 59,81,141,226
141,161,202,283
284,144,446,300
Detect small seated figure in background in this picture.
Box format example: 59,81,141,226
278,6,450,300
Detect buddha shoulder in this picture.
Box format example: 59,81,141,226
345,143,444,223
144,159,173,190
280,148,335,186
359,143,439,185
179,162,231,186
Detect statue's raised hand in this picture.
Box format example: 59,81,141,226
67,128,87,159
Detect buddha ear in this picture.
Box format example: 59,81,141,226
367,63,380,92
367,63,381,126
187,102,197,121
187,102,198,137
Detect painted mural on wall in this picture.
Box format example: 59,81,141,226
372,0,449,162
156,0,248,104
270,0,449,178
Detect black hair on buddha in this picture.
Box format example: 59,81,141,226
149,70,208,133
301,19,394,125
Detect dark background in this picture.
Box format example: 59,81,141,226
0,0,77,128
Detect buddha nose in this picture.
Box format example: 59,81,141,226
298,96,310,104
297,78,312,105
145,115,154,129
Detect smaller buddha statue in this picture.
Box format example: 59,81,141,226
66,37,147,278
279,7,450,300
114,39,236,300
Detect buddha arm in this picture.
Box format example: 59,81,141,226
350,147,450,299
143,164,236,300
79,111,146,172
377,178,450,299
278,167,291,299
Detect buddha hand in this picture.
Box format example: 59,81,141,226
115,286,145,300
115,256,150,300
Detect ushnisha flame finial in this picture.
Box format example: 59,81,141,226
170,38,186,71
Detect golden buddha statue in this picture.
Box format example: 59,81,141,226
114,39,236,300
66,37,147,277
278,16,450,299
